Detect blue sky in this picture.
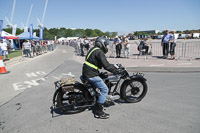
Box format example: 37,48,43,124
0,0,200,32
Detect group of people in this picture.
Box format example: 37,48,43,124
161,29,177,60
113,36,130,58
61,37,96,56
22,40,56,58
64,30,177,60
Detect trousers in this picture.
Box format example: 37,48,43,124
88,76,108,104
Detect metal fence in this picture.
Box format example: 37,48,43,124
70,40,200,60
147,41,200,60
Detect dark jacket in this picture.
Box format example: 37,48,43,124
82,47,119,78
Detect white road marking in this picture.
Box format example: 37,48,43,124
150,64,164,67
14,71,47,91
63,50,67,53
13,82,26,91
26,71,46,78
62,72,75,77
52,72,75,80
177,63,192,65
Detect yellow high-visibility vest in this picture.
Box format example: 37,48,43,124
84,48,100,70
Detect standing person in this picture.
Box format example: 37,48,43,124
122,36,130,58
113,36,122,58
80,38,85,56
161,29,171,59
31,41,37,56
82,37,121,119
0,39,8,61
169,30,177,60
47,40,51,51
23,40,32,58
76,37,81,55
84,37,90,54
6,40,11,54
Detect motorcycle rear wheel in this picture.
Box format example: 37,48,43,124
57,86,88,114
121,79,147,103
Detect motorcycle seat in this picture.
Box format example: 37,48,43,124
80,75,89,84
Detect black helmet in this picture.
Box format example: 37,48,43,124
94,37,109,53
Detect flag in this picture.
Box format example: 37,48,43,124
40,27,43,40
29,24,33,39
0,20,3,37
12,24,17,35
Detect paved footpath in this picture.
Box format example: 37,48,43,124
74,55,200,72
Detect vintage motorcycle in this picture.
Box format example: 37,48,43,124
52,65,148,114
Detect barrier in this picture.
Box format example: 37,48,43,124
70,39,200,60
185,41,200,60
0,55,10,74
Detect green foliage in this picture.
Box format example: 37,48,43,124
7,50,22,59
3,28,12,34
2,27,125,40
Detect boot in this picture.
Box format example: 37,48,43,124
94,103,110,119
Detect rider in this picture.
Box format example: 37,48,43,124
82,37,121,119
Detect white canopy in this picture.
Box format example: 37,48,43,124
1,31,19,39
66,37,79,40
57,37,67,41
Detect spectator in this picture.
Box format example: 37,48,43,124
42,41,47,53
138,37,149,55
80,38,85,56
122,35,130,58
161,29,171,59
169,30,177,60
6,40,11,54
76,37,81,55
113,36,122,58
23,40,32,58
0,39,8,61
51,40,54,51
31,41,37,56
36,41,42,55
47,40,51,51
84,37,90,53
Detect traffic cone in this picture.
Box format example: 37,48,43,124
0,56,10,74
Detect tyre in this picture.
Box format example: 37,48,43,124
121,79,147,103
57,85,89,114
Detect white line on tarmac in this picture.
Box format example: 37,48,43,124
149,64,164,67
127,65,138,67
177,63,192,65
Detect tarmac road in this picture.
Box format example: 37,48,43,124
0,45,200,133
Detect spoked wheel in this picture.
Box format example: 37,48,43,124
121,79,147,103
57,86,88,114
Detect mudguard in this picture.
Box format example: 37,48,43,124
52,87,62,106
130,75,147,81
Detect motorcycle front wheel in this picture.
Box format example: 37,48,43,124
121,79,147,103
57,85,89,114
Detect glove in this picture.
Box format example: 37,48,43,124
114,64,122,69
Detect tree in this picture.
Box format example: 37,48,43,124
104,32,110,37
94,29,103,37
72,29,85,37
85,29,95,37
3,28,12,34
16,28,23,35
